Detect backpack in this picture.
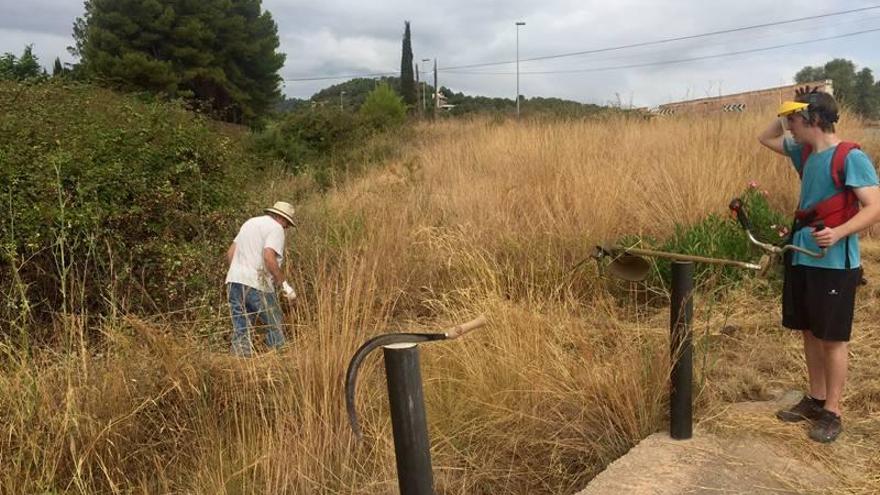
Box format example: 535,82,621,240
794,141,860,230
793,141,861,270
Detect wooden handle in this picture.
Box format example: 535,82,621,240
444,315,488,339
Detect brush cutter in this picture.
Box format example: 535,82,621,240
728,197,826,260
588,198,827,282
590,245,763,282
345,316,487,441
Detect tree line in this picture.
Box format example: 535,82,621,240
5,5,880,124
796,58,880,120
3,0,285,124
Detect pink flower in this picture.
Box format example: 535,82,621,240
761,189,769,197
748,180,759,189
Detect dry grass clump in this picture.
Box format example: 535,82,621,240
2,110,879,493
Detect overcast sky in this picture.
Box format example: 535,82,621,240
3,0,880,107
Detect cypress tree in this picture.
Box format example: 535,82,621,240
400,21,416,107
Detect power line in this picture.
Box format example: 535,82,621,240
442,26,880,76
442,5,880,70
509,13,880,69
284,70,397,82
283,5,880,82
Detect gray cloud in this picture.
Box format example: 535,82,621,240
0,1,81,36
3,0,879,106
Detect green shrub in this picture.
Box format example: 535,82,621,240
249,88,410,186
250,105,362,173
618,184,790,291
0,81,252,332
358,82,406,131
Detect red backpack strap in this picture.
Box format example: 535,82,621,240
798,144,812,179
830,141,860,189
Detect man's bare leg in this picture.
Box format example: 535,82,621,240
803,330,827,400
820,340,848,415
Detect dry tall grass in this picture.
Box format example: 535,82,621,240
2,111,879,494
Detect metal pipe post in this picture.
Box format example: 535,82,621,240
670,261,693,440
383,343,434,495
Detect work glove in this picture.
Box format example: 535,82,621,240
281,281,297,301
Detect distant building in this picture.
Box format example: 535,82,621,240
435,91,455,110
651,79,833,116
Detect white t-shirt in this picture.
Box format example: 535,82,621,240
225,215,285,292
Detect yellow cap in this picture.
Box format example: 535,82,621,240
777,101,809,117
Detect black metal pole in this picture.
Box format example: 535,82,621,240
670,261,693,440
383,343,434,495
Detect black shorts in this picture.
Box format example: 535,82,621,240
782,264,861,341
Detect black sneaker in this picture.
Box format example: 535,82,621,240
776,395,824,423
809,409,843,443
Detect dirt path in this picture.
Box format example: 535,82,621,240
576,392,835,495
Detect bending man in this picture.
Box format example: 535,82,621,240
225,201,297,356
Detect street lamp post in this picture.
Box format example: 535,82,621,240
421,58,430,113
515,21,525,118
340,90,346,110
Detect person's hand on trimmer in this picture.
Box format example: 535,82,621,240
281,281,297,300
811,225,840,248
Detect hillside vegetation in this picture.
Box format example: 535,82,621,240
0,82,260,330
2,90,879,493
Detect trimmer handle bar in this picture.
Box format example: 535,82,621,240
728,197,826,259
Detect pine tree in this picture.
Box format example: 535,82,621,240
854,68,880,120
16,46,41,79
53,57,64,76
400,21,416,107
360,82,406,129
795,66,826,84
73,0,285,123
794,58,880,118
823,59,857,108
0,45,43,81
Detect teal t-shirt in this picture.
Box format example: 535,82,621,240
783,137,879,269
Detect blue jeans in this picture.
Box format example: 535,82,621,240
227,282,285,356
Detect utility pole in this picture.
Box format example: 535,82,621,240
415,64,420,115
516,21,526,118
421,58,430,114
340,90,345,110
432,58,438,119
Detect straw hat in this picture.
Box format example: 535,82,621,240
265,201,296,226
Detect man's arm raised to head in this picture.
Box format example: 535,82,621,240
758,118,786,156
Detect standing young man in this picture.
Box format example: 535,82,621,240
225,201,298,356
758,87,880,442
